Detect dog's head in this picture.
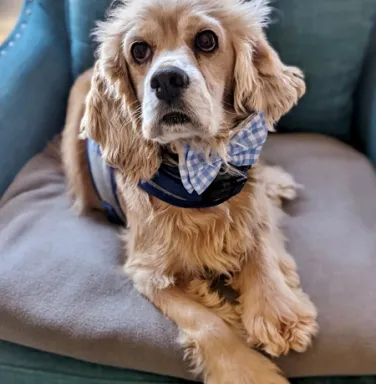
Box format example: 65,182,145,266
82,0,305,179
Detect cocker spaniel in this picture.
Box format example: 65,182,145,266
62,0,318,383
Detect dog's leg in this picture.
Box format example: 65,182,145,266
186,278,245,340
125,266,288,384
268,197,301,290
236,246,317,357
255,163,302,207
256,164,303,289
233,197,318,356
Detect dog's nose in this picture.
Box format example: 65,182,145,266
150,66,189,103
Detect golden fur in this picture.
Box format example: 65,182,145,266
62,1,318,383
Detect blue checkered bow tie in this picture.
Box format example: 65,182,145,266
179,112,268,195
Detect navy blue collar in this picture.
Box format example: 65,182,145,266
87,139,250,226
138,152,250,209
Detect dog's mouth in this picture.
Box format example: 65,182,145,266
160,112,191,125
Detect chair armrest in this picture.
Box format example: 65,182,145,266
0,0,72,196
354,23,376,165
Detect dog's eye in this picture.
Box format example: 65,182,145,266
195,30,218,53
131,42,152,63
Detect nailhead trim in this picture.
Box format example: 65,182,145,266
0,0,33,56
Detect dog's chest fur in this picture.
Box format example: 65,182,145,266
121,174,265,280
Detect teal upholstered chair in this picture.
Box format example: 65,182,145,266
1,1,376,383
1,0,376,197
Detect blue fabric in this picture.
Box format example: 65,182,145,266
87,136,251,210
86,113,267,211
0,340,194,383
0,340,375,384
179,112,267,195
139,160,249,209
354,23,376,164
0,0,72,196
86,138,126,225
66,0,111,79
266,0,376,141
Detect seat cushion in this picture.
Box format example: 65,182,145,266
0,134,376,380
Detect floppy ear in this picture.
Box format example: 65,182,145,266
233,32,306,128
80,33,160,183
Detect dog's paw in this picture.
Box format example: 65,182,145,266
205,346,289,384
282,289,319,353
283,65,306,99
261,166,303,204
243,290,318,357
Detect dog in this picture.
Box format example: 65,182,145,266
62,0,318,383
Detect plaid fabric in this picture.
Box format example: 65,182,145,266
179,112,268,195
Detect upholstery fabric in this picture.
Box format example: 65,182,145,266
66,0,111,78
1,135,376,381
0,341,375,384
0,341,193,384
266,0,376,140
354,22,376,164
0,0,72,195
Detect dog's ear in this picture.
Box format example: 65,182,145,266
233,32,306,128
81,33,160,182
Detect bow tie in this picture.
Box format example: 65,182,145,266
179,112,268,195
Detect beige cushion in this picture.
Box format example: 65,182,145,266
0,134,375,380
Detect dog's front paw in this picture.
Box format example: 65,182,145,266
242,289,318,357
283,289,318,353
283,65,306,99
205,346,289,384
261,166,302,204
